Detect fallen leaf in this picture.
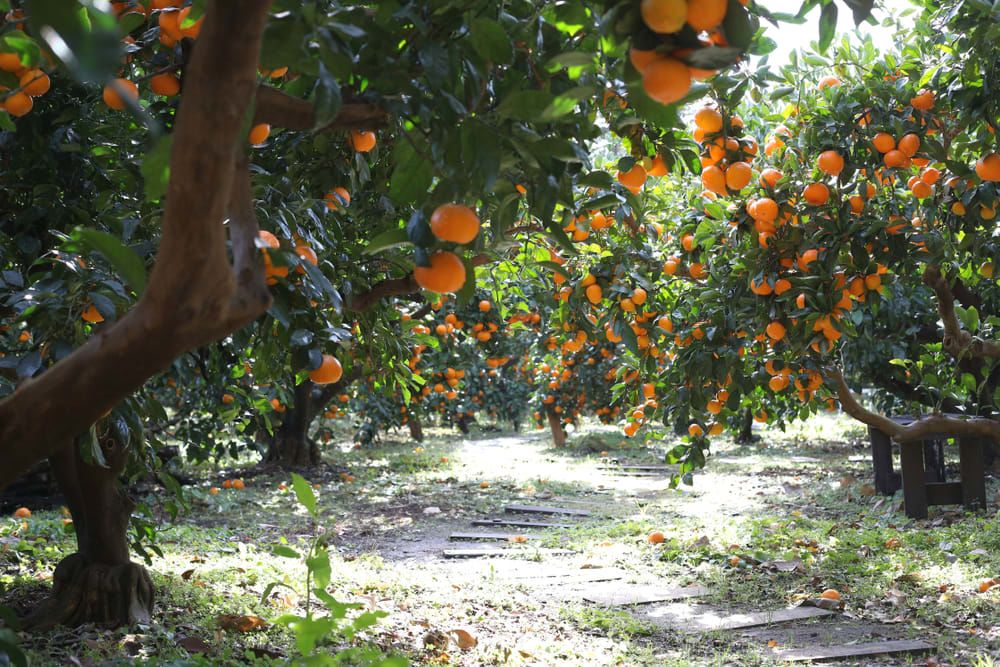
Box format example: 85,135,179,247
859,484,876,497
884,537,902,550
177,636,211,654
181,569,195,580
217,614,268,632
767,639,778,648
519,650,534,658
449,629,478,650
508,535,528,544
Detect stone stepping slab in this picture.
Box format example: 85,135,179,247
442,547,573,559
643,603,835,633
471,518,572,529
583,582,709,606
514,567,629,584
504,504,591,517
773,639,934,662
601,463,675,471
449,532,540,541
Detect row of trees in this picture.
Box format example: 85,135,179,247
1,0,997,640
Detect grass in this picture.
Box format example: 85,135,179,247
1,415,999,665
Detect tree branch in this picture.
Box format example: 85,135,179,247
253,85,388,132
923,265,1000,360
345,254,493,313
827,365,1000,443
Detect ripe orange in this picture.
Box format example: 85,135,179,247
817,150,844,176
803,183,829,206
897,133,920,157
479,299,491,312
4,91,32,117
642,56,691,105
910,180,932,199
295,245,318,272
150,73,180,96
768,375,789,392
13,507,31,519
978,579,997,593
872,132,895,153
350,130,376,152
310,354,344,385
103,78,139,110
270,398,286,413
689,262,706,279
688,423,704,438
817,75,841,89
325,187,351,211
222,393,235,405
753,198,778,222
618,164,647,190
585,284,602,305
694,106,723,133
629,47,658,73
910,89,934,110
640,0,687,33
976,153,1000,182
759,168,782,189
647,530,666,544
819,589,841,601
414,251,466,294
248,123,270,145
687,0,727,30
222,479,233,489
0,53,22,72
725,162,752,190
430,203,480,244
82,305,104,323
765,321,786,341
19,69,50,97
648,154,669,177
701,165,726,195
209,487,220,495
232,479,245,490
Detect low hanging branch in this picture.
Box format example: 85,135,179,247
253,85,388,132
923,265,1000,360
0,0,274,491
826,366,1000,443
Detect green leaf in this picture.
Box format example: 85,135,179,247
306,546,331,590
389,139,433,204
27,0,121,82
818,2,838,53
260,12,306,70
312,62,342,129
497,90,555,122
469,18,512,64
722,0,755,50
272,544,301,558
456,254,476,305
364,228,411,255
73,228,147,296
290,472,317,516
141,135,171,203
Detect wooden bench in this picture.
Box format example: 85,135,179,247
867,416,988,519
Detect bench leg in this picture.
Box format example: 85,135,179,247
959,438,988,511
869,427,899,495
900,442,928,519
923,439,946,482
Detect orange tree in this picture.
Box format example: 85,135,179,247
0,0,870,630
608,0,1000,480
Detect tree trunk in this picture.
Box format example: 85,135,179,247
735,409,755,444
267,381,320,467
546,407,566,447
408,415,424,443
23,434,153,630
456,416,470,435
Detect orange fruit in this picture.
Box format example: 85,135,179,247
817,150,844,176
701,165,726,195
647,530,666,544
642,56,691,105
753,198,778,222
414,251,466,294
689,262,706,279
897,133,920,157
694,106,723,132
82,305,104,323
819,589,841,601
759,168,782,188
872,133,895,153
910,90,934,110
585,284,603,305
629,48,658,73
430,203,480,244
13,507,31,519
350,130,376,152
103,78,138,110
232,479,245,490
270,398,285,413
209,487,220,495
976,154,1000,182
648,154,669,177
768,375,789,392
222,393,235,405
325,187,351,211
0,53,22,72
618,164,647,190
687,0,727,31
479,299,491,312
817,75,841,89
911,181,932,199
883,149,908,168
4,91,32,117
295,245,318,272
803,182,829,206
19,69,50,97
248,123,270,145
222,479,233,489
640,0,687,33
688,423,704,438
765,321,786,341
725,161,752,190
309,354,343,385
977,579,997,593
150,73,180,96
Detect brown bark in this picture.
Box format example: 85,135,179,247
23,434,153,630
924,266,1000,360
546,407,566,447
827,365,1000,443
0,1,274,492
408,415,424,442
267,381,320,467
253,85,388,132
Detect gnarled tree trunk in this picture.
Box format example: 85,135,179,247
267,376,356,467
735,409,755,444
23,435,153,630
546,406,566,447
408,415,424,443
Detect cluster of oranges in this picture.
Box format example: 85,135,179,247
0,52,51,118
412,203,481,294
209,478,245,493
